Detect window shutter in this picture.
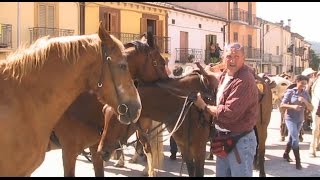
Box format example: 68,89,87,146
47,5,55,36
156,20,163,51
156,20,163,37
140,18,147,35
39,4,46,27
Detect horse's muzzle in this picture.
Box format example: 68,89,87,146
118,102,141,125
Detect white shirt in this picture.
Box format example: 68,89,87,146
215,74,233,132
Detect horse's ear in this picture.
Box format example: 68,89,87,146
140,33,147,43
98,21,113,44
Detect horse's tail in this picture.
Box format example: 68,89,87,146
150,120,163,171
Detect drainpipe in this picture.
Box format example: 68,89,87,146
227,2,230,45
74,2,81,35
223,23,228,46
17,2,21,48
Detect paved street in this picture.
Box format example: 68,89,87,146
31,109,320,177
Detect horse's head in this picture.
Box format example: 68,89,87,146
92,22,141,125
124,32,168,83
97,105,133,161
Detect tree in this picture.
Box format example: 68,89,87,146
309,49,320,70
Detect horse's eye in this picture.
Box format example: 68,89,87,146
119,64,127,70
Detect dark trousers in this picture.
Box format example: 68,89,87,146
170,136,177,154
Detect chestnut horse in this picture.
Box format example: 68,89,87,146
0,22,141,176
46,32,168,177
98,71,219,177
253,74,276,177
309,76,320,157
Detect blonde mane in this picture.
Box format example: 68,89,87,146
0,34,104,81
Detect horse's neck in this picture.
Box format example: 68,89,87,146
11,53,97,134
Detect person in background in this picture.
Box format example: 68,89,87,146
280,75,313,170
301,68,317,131
193,42,258,177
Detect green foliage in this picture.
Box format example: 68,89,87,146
309,49,320,70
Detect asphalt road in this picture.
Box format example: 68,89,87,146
31,109,320,177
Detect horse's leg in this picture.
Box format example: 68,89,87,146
280,110,286,141
89,144,104,177
114,148,125,167
258,128,267,177
193,144,206,177
310,115,319,157
61,146,77,177
142,142,154,177
253,127,259,170
129,139,143,163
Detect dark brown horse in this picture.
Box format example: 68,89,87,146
46,32,168,177
0,22,142,176
98,71,219,177
253,74,276,177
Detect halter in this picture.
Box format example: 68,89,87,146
129,41,169,85
98,44,128,116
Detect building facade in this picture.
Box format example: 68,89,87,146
84,2,170,58
166,3,227,69
0,2,78,59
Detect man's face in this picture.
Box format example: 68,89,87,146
223,44,245,75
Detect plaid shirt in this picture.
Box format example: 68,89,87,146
214,65,259,133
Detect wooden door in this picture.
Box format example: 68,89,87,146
180,31,188,63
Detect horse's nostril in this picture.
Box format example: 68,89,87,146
117,104,128,115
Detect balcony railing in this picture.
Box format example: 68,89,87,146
0,23,12,48
250,14,261,27
175,48,203,63
29,27,75,42
243,46,261,59
109,32,171,54
230,8,248,23
262,54,282,63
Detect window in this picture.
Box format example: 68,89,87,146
35,2,58,37
233,32,238,42
172,19,175,24
199,24,202,28
276,46,279,55
266,25,270,32
37,3,57,28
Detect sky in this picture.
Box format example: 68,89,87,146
256,2,320,42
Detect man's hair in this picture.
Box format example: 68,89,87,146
224,42,244,55
295,74,309,83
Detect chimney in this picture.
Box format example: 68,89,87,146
280,20,284,27
288,19,291,27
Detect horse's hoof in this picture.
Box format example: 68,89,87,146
128,158,138,163
280,137,285,142
142,168,148,176
309,152,316,157
259,173,266,177
114,161,125,168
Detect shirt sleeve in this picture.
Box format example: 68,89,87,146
215,77,258,124
281,89,293,105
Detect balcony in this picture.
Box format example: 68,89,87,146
250,14,262,28
230,8,249,24
0,23,12,49
243,46,261,59
109,32,171,54
29,27,75,42
175,48,203,64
